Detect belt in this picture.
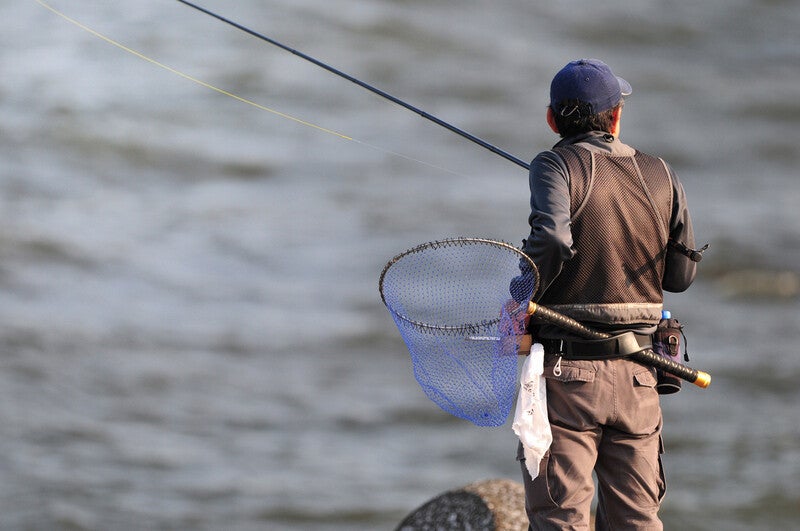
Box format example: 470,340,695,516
540,332,652,360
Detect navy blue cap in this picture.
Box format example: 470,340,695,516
550,59,632,115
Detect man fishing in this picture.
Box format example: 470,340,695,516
517,59,698,529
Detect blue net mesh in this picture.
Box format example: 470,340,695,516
380,238,539,427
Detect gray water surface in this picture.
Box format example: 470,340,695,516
2,1,799,529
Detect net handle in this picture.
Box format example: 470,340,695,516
523,302,711,389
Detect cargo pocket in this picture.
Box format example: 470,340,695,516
544,359,596,383
631,367,661,432
633,368,658,388
543,360,597,430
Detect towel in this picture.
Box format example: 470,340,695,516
512,343,552,480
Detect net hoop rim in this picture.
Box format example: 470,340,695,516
378,237,540,334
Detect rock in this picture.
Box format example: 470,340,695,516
395,478,528,531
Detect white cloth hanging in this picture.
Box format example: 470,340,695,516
512,343,552,480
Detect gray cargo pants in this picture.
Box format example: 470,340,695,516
518,355,666,530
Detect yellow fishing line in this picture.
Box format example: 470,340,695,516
35,0,351,139
34,0,466,177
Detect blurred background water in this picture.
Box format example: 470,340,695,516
2,0,799,529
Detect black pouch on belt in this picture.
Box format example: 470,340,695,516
652,317,688,394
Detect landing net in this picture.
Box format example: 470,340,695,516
379,238,539,426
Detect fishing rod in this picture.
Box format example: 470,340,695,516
175,0,531,171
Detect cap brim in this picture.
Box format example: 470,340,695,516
618,76,632,97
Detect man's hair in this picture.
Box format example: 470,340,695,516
551,99,623,138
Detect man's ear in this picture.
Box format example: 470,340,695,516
546,107,559,135
610,105,622,137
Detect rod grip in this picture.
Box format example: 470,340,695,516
527,302,608,340
632,349,711,389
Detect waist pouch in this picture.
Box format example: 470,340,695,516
541,332,652,360
652,317,689,394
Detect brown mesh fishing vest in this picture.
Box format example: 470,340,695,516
538,145,673,326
